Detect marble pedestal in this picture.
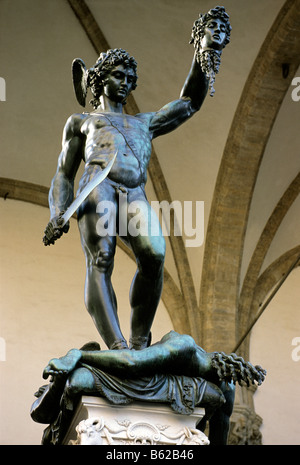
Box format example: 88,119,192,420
63,396,209,445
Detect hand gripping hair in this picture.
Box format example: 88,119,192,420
190,6,232,96
72,48,138,109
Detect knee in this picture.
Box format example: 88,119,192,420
137,238,166,278
91,249,114,272
82,232,116,273
177,333,196,349
65,368,94,398
164,332,197,356
65,376,81,398
204,382,226,411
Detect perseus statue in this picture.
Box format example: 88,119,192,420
42,7,231,351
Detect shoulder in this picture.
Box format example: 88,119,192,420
64,112,89,136
66,112,89,128
134,112,156,126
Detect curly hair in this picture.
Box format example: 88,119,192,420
190,6,232,49
211,352,266,387
87,48,138,109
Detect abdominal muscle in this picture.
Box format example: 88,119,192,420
107,154,147,187
83,150,147,188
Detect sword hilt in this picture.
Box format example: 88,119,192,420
43,150,118,246
43,213,69,246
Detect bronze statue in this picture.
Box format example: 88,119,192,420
42,7,231,352
31,331,266,445
33,9,267,446
190,6,231,96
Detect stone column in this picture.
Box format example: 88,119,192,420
228,385,263,445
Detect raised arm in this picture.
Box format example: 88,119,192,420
43,114,85,245
149,53,209,139
180,53,209,110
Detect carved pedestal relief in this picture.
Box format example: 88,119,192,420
69,416,209,445
64,396,209,446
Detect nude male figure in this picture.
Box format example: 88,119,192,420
43,8,231,351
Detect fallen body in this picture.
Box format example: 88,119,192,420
31,331,266,445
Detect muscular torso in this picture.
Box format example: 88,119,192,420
80,112,153,188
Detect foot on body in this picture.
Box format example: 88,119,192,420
43,349,82,380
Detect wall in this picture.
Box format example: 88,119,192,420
250,267,300,445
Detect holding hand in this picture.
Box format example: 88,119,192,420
43,212,70,246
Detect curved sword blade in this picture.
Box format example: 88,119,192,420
61,150,118,226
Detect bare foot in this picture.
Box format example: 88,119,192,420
43,348,81,380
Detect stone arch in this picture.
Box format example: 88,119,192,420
237,173,300,354
199,0,300,352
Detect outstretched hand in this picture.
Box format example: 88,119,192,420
43,213,70,246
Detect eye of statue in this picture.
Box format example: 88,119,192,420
113,71,123,79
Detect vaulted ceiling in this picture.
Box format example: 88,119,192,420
0,0,299,354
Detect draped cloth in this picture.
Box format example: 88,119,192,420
81,363,207,415
40,368,207,445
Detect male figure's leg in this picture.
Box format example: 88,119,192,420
65,367,97,398
77,181,128,350
207,381,235,445
122,187,166,349
53,367,98,444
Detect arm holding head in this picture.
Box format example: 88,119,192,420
149,7,231,138
148,55,209,139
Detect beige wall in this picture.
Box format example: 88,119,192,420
250,266,300,445
0,200,172,445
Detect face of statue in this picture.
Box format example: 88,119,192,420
201,18,227,51
103,64,136,103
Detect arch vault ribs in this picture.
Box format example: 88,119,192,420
199,0,300,352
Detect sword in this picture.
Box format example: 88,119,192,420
43,150,118,246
